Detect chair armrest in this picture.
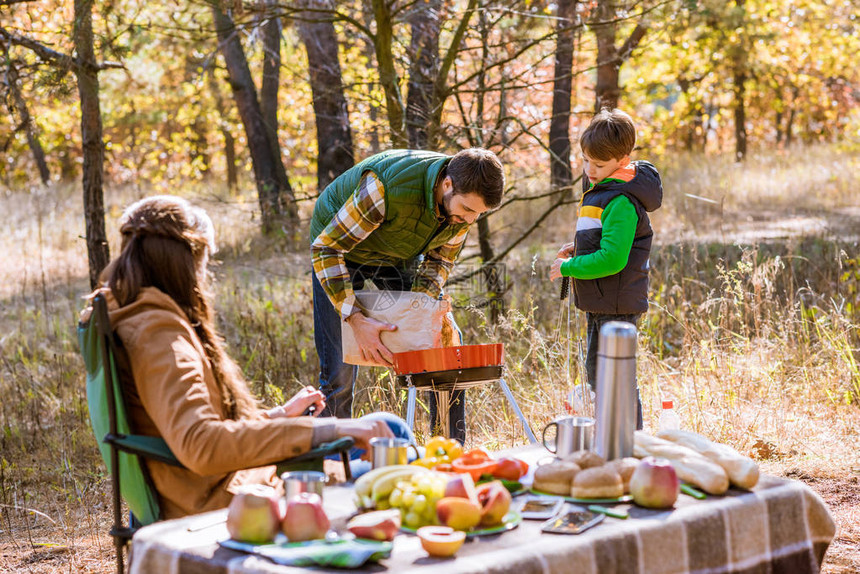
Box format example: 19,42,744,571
105,433,185,467
107,434,355,474
282,437,355,464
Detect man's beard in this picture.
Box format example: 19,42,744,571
440,194,465,224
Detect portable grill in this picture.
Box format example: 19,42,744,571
393,343,537,443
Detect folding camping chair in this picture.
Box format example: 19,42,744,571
78,293,354,574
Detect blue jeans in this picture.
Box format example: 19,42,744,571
344,412,418,478
312,263,466,442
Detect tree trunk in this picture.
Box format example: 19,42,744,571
593,0,619,112
429,0,478,138
260,0,290,190
211,1,297,233
732,64,747,161
549,0,577,195
206,63,239,191
477,215,505,322
406,0,442,149
591,0,647,113
371,0,407,147
786,86,798,147
775,109,784,146
297,0,355,192
73,0,109,288
5,60,50,185
732,0,747,162
361,3,381,154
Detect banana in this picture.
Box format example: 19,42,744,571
354,464,416,499
370,467,430,501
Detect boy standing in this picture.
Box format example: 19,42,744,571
550,109,662,429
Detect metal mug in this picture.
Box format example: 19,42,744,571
281,470,327,501
542,416,595,457
370,437,419,469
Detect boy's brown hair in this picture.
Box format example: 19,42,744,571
580,108,636,161
446,147,505,208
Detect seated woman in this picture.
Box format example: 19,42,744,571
92,195,410,519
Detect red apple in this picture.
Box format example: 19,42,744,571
417,526,466,557
226,485,283,544
281,492,330,541
436,497,482,531
444,473,479,504
475,481,511,527
347,509,401,541
629,457,680,509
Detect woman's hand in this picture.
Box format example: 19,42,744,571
266,386,326,418
333,418,394,456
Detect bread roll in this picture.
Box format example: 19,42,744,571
657,429,759,490
634,431,729,495
533,461,581,495
607,457,639,493
561,450,606,469
571,466,624,499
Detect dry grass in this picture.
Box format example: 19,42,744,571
1,145,859,572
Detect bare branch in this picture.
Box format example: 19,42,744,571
0,27,74,69
434,0,478,100
619,22,648,61
449,193,578,285
0,27,123,72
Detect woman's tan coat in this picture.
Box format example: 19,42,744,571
104,287,316,519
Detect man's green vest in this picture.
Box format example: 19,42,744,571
310,150,469,266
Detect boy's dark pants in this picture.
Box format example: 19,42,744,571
585,312,644,430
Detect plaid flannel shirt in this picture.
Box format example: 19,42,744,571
311,172,468,318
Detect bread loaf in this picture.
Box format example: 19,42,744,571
571,466,624,499
533,461,581,495
657,429,759,489
634,431,729,495
560,450,606,469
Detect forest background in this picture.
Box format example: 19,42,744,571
0,0,858,572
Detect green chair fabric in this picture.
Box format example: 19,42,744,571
78,294,164,526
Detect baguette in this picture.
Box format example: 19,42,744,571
634,431,729,495
657,429,759,489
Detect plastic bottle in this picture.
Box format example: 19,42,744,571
565,385,596,415
658,400,680,431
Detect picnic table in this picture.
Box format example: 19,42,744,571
128,445,836,574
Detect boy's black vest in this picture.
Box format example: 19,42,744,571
573,161,662,315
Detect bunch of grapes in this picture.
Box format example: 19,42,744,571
387,471,448,529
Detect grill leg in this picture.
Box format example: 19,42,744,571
406,385,417,432
432,391,451,438
498,378,538,444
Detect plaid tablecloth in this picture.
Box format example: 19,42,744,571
129,446,835,574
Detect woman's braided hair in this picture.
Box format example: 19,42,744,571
102,195,257,420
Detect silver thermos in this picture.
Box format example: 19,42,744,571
594,321,638,461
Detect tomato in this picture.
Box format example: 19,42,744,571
458,448,491,464
491,457,528,480
451,457,497,482
433,463,454,473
